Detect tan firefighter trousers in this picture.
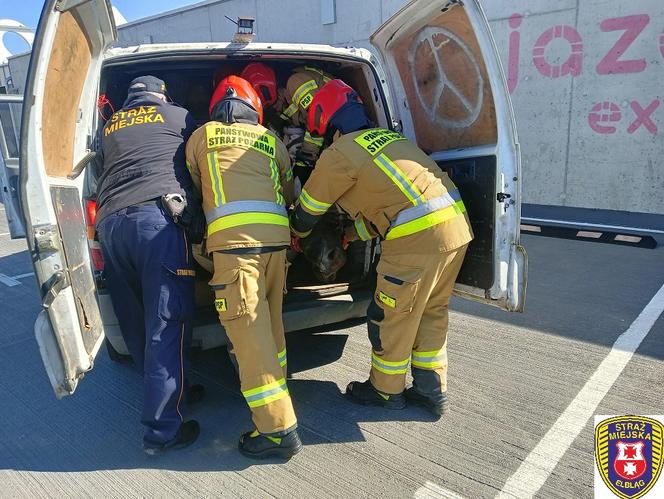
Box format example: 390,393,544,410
368,245,468,397
210,250,297,435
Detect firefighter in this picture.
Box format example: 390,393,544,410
184,76,302,459
241,64,334,183
94,76,202,454
290,80,474,417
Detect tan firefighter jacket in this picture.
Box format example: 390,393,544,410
279,66,334,161
185,121,294,252
291,128,474,255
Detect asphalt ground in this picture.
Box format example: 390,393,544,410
0,206,662,499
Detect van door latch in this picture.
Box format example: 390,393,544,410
43,271,70,309
497,192,511,203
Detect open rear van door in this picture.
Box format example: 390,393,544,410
0,94,25,238
371,0,527,312
20,0,116,397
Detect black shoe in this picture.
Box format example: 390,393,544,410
144,420,200,455
345,380,406,410
405,387,449,417
185,384,206,406
238,429,303,460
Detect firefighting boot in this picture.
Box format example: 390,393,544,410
238,428,303,460
405,387,449,418
345,380,406,410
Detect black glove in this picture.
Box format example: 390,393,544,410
161,193,206,244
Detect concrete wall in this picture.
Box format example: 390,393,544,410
60,1,664,214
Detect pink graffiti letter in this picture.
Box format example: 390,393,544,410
588,102,621,134
597,15,649,75
507,14,523,94
533,25,583,78
659,30,664,59
628,100,659,134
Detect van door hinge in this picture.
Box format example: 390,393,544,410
497,192,511,203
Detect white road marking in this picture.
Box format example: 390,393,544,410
497,282,664,499
522,217,664,235
0,272,34,287
0,232,10,237
415,482,467,499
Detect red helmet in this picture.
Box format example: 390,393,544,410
209,75,263,123
307,79,362,137
240,63,277,107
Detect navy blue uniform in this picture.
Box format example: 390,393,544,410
95,90,197,448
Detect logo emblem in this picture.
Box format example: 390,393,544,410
595,416,663,498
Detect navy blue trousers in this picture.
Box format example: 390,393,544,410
97,203,195,447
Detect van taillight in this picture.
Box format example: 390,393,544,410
85,200,104,271
86,200,97,240
91,246,105,271
86,200,97,225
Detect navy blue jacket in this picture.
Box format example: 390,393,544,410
95,92,197,225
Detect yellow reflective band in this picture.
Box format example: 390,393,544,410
293,79,318,108
378,291,396,308
208,212,289,236
205,124,276,158
277,348,287,368
374,154,423,207
266,435,282,444
299,189,332,214
354,218,372,241
385,201,466,240
281,103,298,119
354,128,406,156
304,66,331,82
269,159,285,205
285,167,294,182
304,132,324,147
371,352,409,375
207,152,226,206
243,378,290,408
411,349,446,369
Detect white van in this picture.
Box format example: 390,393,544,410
9,0,527,399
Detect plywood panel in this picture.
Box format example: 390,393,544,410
391,6,497,152
42,11,92,178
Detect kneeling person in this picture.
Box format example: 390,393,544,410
185,76,301,459
290,80,474,417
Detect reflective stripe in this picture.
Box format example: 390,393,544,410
411,349,446,369
207,152,226,206
292,79,318,109
208,212,289,236
304,66,331,82
354,218,372,241
385,201,466,240
299,188,332,214
277,348,287,368
374,154,424,206
269,159,285,205
304,132,324,147
205,200,287,224
391,191,462,228
285,167,294,182
371,352,409,375
281,104,298,120
242,378,289,408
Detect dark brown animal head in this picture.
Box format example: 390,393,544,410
300,216,347,283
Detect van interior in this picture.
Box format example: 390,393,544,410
92,55,386,325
